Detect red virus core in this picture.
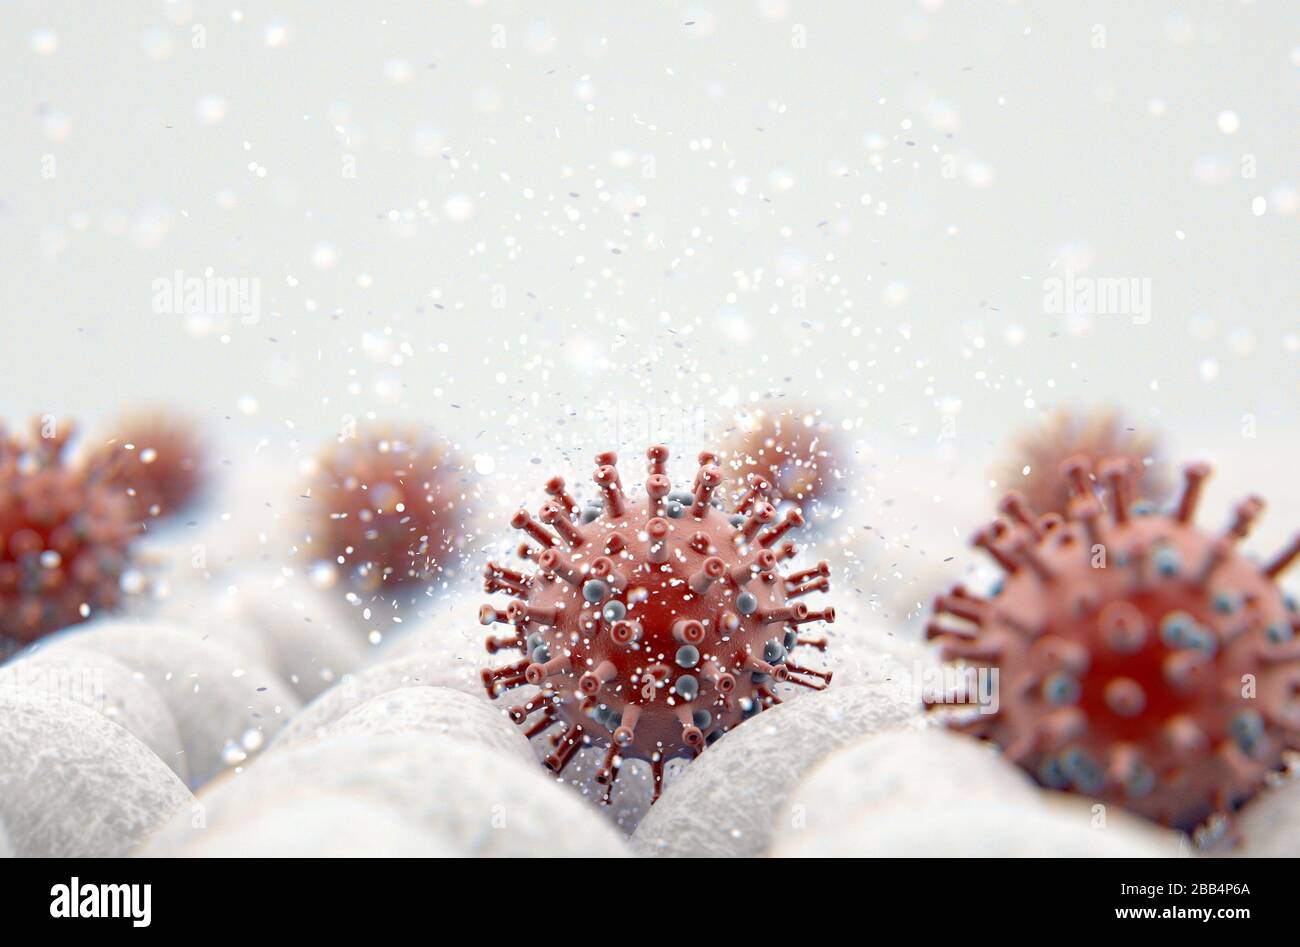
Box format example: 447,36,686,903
481,445,835,801
85,410,207,525
927,457,1300,833
0,419,139,648
304,424,469,593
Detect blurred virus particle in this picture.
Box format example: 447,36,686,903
998,408,1167,518
926,457,1300,834
85,410,207,525
0,418,141,649
720,406,841,509
480,444,835,802
303,424,470,593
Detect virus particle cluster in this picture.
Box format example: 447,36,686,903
927,457,1300,833
0,418,140,648
999,408,1167,517
84,410,207,526
480,444,835,801
720,406,841,509
303,424,471,594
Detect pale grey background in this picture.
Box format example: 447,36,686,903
2,1,1296,574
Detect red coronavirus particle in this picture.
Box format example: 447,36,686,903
926,457,1300,833
0,418,140,649
480,445,835,801
85,409,208,526
303,424,471,593
998,407,1168,517
720,405,841,508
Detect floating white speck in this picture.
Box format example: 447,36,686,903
196,95,228,125
384,59,414,83
41,110,72,142
1217,110,1240,135
964,160,994,188
444,195,475,221
29,29,58,55
264,20,290,47
140,27,175,61
1227,328,1255,357
308,561,338,589
1192,154,1233,186
120,569,146,595
411,125,444,157
1271,183,1297,216
768,168,796,193
1163,13,1194,46
882,282,911,307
